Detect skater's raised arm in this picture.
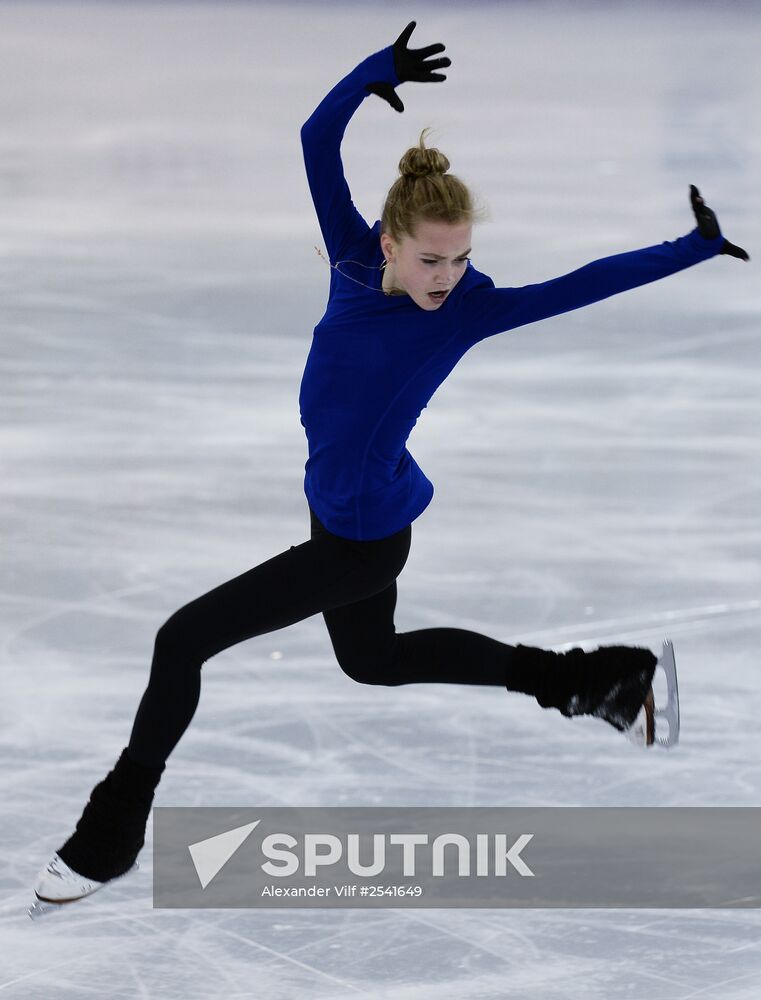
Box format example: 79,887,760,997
462,187,748,344
300,22,450,262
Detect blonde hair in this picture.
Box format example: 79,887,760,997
380,127,489,244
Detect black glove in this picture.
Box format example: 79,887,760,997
365,21,451,113
690,184,749,260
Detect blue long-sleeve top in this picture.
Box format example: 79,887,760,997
298,44,725,541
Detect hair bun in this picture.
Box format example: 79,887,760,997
398,127,450,180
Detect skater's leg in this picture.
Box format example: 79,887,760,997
322,561,656,729
48,510,411,888
323,579,533,687
127,510,411,768
318,522,576,691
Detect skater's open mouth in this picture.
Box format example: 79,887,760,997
428,290,449,302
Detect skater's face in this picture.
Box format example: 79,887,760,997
380,219,472,310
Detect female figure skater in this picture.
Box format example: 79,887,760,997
31,22,748,913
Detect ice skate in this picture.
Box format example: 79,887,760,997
518,641,660,744
28,747,164,921
625,639,679,748
28,853,138,920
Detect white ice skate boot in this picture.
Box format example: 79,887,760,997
28,853,138,919
28,747,164,920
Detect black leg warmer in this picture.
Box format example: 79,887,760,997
57,748,166,883
513,643,657,731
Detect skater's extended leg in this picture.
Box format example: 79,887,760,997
322,579,656,733
43,511,411,891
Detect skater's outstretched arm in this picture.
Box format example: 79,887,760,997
300,22,449,263
462,188,748,344
300,47,398,261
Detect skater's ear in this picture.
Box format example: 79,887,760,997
380,232,397,262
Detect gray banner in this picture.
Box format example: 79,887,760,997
153,807,761,909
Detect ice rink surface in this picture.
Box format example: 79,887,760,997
1,0,760,996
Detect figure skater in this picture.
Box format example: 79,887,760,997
31,21,748,913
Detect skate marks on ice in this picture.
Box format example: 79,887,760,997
0,576,177,664
27,889,371,1000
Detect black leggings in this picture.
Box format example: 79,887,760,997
127,507,540,768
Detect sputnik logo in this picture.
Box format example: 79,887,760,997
187,821,536,886
188,820,261,889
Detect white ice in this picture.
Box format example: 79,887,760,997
1,1,760,997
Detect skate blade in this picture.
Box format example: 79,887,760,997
28,859,139,920
625,639,680,748
28,882,109,920
654,639,680,747
28,894,93,920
